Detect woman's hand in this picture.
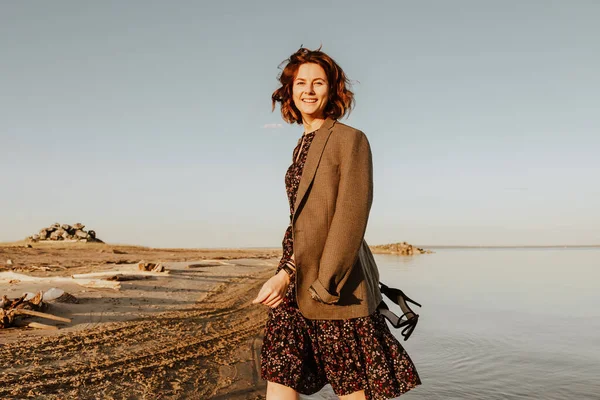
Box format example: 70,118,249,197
252,270,290,308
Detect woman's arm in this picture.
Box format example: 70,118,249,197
252,224,294,308
309,130,373,304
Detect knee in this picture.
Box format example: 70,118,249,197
266,381,298,400
338,389,366,400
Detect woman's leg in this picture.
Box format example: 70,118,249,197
338,389,366,400
266,381,299,400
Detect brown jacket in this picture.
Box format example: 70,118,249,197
292,117,383,320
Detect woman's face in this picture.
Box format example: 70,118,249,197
292,63,329,121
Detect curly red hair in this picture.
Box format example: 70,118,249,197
272,47,355,124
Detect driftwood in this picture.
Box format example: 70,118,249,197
0,272,121,290
1,292,70,329
104,275,152,282
72,269,168,279
138,262,165,272
29,265,51,272
28,322,59,330
12,309,71,323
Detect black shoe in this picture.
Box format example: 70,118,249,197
378,282,421,341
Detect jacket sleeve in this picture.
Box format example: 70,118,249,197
276,223,293,270
309,130,373,304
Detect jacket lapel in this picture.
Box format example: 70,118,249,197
293,118,336,221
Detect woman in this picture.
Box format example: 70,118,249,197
252,47,421,400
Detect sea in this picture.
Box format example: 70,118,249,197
302,248,600,400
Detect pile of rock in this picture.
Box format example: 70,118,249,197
27,223,103,243
370,242,433,255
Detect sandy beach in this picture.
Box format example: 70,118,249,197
0,242,283,399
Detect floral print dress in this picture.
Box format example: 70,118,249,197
260,131,421,400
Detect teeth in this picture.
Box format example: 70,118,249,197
303,99,317,103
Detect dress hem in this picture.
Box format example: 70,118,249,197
260,374,421,400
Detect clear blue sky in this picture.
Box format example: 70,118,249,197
1,1,599,247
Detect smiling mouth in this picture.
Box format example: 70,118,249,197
302,99,318,103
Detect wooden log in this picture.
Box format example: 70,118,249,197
28,322,59,330
1,309,15,328
104,274,151,282
12,309,71,323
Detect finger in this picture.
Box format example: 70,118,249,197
271,299,283,308
252,287,270,304
263,290,281,306
265,296,281,307
261,291,278,306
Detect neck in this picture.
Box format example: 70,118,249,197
302,115,326,135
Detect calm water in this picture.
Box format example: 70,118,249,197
302,248,600,400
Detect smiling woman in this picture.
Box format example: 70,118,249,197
253,47,421,400
292,63,330,121
272,47,355,130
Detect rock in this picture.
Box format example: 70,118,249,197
370,242,433,255
6,259,13,266
28,222,102,244
40,290,78,304
54,292,78,303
